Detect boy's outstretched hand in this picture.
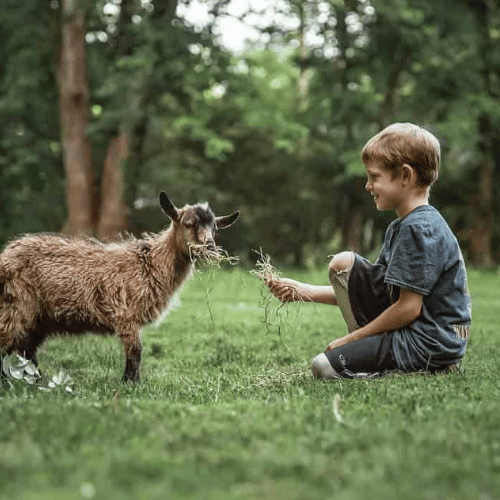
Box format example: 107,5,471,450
264,277,312,303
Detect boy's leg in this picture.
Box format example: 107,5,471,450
312,333,397,379
328,251,359,333
312,252,397,379
311,352,341,379
312,251,358,379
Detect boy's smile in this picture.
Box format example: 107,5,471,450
364,161,430,218
365,162,403,213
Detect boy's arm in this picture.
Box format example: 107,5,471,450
266,277,337,305
326,288,423,350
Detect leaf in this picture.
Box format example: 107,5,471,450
9,366,25,380
23,374,38,385
332,393,345,425
15,355,29,368
1,354,42,385
46,371,73,389
52,371,65,385
1,355,13,376
24,361,40,377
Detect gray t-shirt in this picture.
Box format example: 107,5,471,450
376,205,471,371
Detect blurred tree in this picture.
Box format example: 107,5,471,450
58,0,95,235
467,0,499,266
0,0,64,247
1,0,499,266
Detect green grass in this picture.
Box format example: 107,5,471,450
1,267,500,500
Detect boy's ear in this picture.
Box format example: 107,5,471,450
400,164,414,185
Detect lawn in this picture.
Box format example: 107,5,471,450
1,266,499,500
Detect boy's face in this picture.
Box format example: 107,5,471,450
364,161,405,213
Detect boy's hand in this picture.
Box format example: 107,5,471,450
326,336,348,351
265,277,311,303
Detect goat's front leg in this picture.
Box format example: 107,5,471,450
118,325,142,382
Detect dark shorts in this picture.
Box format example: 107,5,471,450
324,332,398,376
325,254,399,376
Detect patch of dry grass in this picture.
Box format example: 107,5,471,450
188,243,239,268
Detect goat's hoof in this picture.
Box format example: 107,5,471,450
123,372,139,383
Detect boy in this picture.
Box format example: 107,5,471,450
266,123,471,378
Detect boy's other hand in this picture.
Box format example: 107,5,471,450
326,336,348,351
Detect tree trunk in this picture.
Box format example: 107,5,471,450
341,205,364,253
469,162,494,267
468,0,496,266
378,45,404,129
58,0,95,236
97,134,129,240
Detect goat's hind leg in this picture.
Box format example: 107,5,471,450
1,285,40,365
0,301,39,377
118,325,142,382
15,330,45,366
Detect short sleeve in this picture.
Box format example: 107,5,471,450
385,223,441,295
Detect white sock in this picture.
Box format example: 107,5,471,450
311,353,341,379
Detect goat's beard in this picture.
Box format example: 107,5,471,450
187,243,239,268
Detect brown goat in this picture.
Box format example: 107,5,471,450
0,192,239,382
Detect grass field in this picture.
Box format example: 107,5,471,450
1,266,500,500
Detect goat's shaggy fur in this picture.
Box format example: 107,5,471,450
0,192,239,381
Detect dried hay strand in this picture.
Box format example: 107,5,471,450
250,250,311,303
188,243,239,269
250,250,310,337
250,251,280,283
187,243,239,334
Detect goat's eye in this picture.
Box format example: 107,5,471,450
184,222,194,229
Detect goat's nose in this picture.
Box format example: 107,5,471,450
205,236,216,250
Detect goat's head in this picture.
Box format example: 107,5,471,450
159,191,239,258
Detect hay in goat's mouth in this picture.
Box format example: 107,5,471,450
188,243,239,268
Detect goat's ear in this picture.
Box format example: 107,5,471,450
159,191,179,221
216,211,240,230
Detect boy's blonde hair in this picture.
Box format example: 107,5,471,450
361,123,441,187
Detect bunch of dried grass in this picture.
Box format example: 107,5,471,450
250,250,309,337
250,251,280,283
251,250,311,303
187,243,239,334
188,243,239,269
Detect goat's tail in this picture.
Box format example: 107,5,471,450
0,262,5,298
0,263,4,298
0,264,8,351
0,263,14,352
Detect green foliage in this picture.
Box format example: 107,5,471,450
0,268,499,499
1,0,500,263
0,0,64,246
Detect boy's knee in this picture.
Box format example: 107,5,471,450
329,251,354,274
311,353,341,379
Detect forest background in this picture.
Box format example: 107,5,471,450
1,0,499,268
